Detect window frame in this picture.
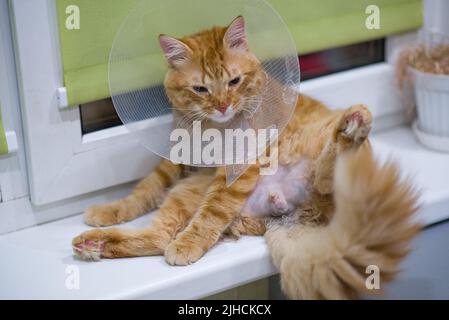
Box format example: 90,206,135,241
10,0,160,205
10,0,410,207
0,0,27,203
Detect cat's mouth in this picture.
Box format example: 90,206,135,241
208,106,236,124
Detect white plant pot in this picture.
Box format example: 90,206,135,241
412,68,449,137
411,68,449,152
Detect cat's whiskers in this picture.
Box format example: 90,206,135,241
176,110,202,129
184,111,208,132
237,96,263,118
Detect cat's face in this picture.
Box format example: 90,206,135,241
159,16,266,124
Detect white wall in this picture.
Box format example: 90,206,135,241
424,0,449,35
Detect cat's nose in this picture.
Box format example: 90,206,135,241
216,104,229,114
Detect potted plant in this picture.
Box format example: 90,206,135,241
397,31,449,152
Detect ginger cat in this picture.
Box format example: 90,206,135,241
72,16,373,265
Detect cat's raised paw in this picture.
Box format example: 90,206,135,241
338,105,372,146
165,239,205,266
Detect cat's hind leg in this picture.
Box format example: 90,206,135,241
72,172,213,260
83,160,183,227
313,105,372,195
224,216,267,239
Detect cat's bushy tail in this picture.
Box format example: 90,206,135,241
265,147,421,299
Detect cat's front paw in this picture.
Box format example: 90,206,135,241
165,239,205,266
337,105,372,146
84,202,126,227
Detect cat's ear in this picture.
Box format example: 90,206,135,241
224,16,248,51
159,35,192,67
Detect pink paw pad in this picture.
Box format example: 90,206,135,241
346,111,363,125
73,240,105,261
343,111,366,137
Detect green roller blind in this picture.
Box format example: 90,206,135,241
56,0,422,106
273,0,422,54
56,0,140,107
0,105,8,155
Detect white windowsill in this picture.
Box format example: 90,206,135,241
1,126,449,299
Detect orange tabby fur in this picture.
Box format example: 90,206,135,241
73,94,372,263
72,17,372,262
72,17,420,299
266,147,420,299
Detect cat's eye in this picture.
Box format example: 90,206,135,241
228,76,241,87
193,86,209,94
